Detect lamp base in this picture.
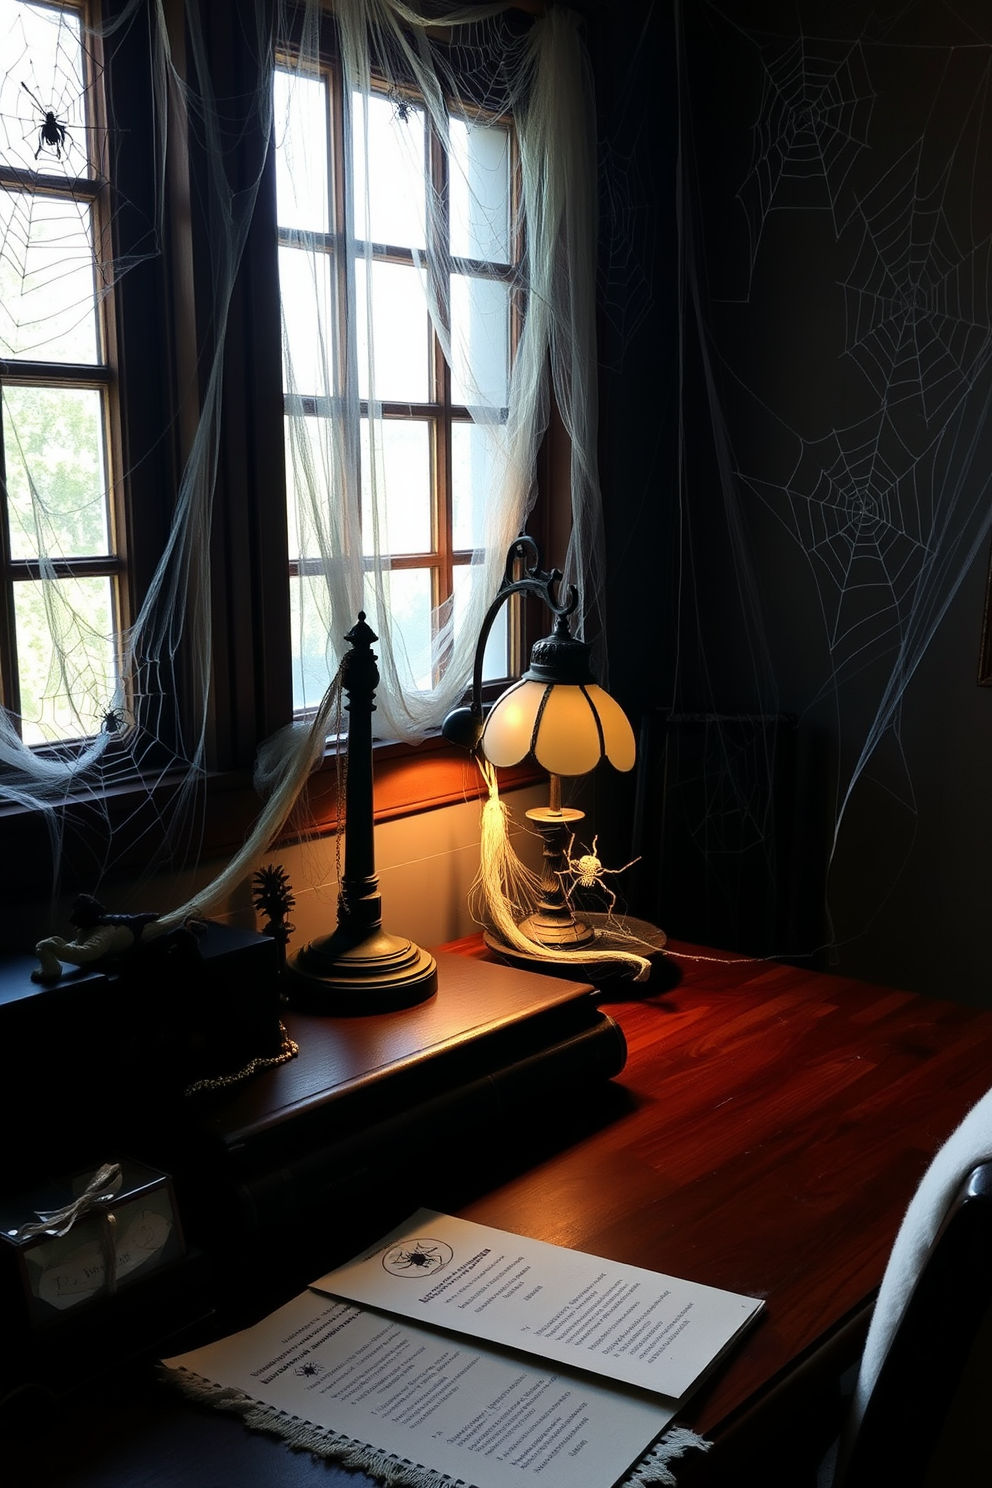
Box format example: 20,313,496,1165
483,914,667,982
514,908,596,949
286,925,437,1014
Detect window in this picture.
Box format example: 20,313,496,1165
0,0,122,746
0,0,594,900
275,50,519,716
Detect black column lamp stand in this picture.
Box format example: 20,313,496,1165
286,614,437,1014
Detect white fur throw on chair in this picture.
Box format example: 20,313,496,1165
849,1082,992,1431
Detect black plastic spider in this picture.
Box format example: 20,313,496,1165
21,82,69,160
101,706,127,735
386,86,415,125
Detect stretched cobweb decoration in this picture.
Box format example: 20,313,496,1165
741,414,940,669
842,142,992,424
738,31,874,278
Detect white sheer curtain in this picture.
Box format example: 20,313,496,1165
0,0,607,911
274,0,606,743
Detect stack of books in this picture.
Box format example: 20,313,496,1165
174,951,627,1299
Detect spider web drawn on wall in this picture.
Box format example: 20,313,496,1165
741,414,943,673
597,134,659,360
736,27,875,292
594,3,663,365
731,29,992,722
842,140,992,425
677,3,992,961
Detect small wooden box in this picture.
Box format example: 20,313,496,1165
0,1159,185,1328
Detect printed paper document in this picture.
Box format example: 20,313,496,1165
312,1208,762,1401
165,1290,675,1488
163,1211,763,1488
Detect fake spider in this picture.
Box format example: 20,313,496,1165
386,85,415,124
101,706,127,734
557,834,640,919
21,82,69,160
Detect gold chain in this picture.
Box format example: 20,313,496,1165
183,1022,299,1097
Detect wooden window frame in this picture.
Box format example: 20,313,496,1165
0,0,127,742
2,0,550,906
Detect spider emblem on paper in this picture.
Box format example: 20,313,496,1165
295,1361,325,1379
382,1239,453,1278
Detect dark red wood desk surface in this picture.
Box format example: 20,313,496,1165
7,938,992,1485
459,939,992,1474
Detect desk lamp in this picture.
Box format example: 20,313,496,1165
443,537,661,977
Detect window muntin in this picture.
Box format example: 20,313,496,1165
0,0,121,746
275,57,516,716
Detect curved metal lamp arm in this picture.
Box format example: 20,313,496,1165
441,536,577,753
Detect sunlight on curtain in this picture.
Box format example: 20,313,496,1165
0,0,606,911
272,0,606,752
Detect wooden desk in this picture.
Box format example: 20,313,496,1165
6,939,992,1486
460,940,992,1480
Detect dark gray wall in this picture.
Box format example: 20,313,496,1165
591,1,992,1004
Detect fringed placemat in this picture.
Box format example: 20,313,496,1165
167,1367,711,1488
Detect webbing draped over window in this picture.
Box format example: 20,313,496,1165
0,0,606,909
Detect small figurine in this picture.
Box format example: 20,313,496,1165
31,894,163,983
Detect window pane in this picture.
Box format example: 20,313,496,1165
14,575,116,745
278,56,522,720
452,420,497,551
450,118,511,263
293,569,436,707
0,192,98,362
453,563,508,682
279,243,335,396
289,571,334,715
274,69,329,233
356,258,429,402
451,272,510,408
366,568,432,693
361,418,431,556
0,0,88,176
285,413,340,563
353,91,426,250
3,384,109,559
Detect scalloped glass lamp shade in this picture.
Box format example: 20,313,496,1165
481,678,636,776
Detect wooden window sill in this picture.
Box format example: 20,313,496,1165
0,736,542,904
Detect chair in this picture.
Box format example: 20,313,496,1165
832,1088,992,1487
